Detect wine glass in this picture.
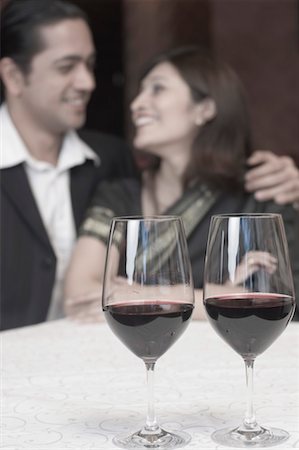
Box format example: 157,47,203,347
102,216,194,449
203,213,295,448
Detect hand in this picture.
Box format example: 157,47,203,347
64,277,171,323
64,291,104,323
245,150,299,208
230,251,277,286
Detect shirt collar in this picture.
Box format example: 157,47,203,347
0,103,100,171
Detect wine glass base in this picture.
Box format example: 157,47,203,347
112,427,191,449
211,425,289,448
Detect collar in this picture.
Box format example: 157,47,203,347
0,103,100,171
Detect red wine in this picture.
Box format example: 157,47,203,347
204,293,294,358
104,301,193,361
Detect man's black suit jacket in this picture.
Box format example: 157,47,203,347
0,130,136,330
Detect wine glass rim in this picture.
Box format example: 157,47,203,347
111,215,181,222
211,213,282,219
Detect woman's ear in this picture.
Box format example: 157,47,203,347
195,98,217,126
0,57,26,97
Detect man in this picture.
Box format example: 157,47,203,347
0,0,135,330
245,151,299,209
1,0,298,331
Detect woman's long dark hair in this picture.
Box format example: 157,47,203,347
139,46,253,191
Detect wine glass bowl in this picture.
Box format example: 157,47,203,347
204,291,294,359
102,216,194,448
104,301,193,363
203,213,295,447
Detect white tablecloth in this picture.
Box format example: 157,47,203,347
2,319,299,449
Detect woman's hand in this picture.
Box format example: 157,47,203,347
230,251,277,286
64,290,104,323
64,236,110,323
245,150,299,209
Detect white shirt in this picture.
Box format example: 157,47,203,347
0,104,100,320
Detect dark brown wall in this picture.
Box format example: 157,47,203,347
211,0,299,162
72,0,124,136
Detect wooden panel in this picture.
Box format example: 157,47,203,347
211,0,299,162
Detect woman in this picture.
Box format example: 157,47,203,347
65,47,299,320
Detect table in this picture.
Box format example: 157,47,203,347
2,319,299,449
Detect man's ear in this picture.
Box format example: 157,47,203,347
0,57,26,96
195,98,217,126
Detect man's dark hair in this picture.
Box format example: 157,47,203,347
1,0,89,74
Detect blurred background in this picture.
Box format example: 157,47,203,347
2,0,299,162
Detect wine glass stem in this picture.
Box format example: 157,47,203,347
145,362,159,432
243,358,258,429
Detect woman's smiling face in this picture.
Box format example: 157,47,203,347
130,62,200,157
